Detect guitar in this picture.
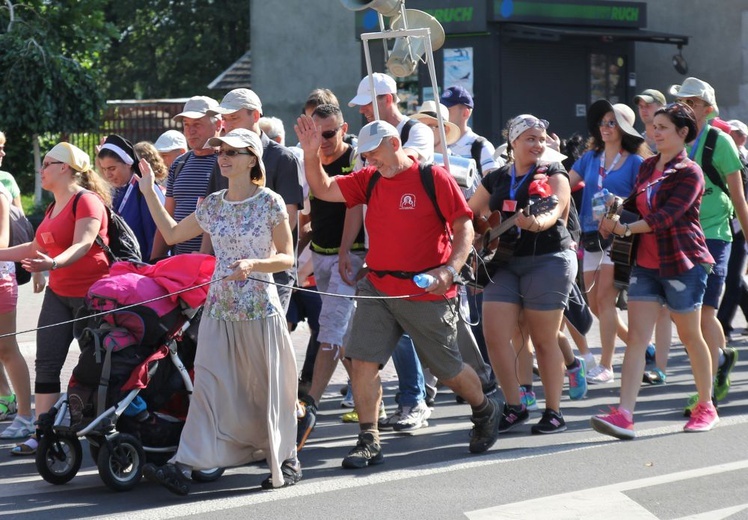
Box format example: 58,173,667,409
605,195,640,288
469,195,559,288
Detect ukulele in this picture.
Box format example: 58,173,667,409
470,195,558,287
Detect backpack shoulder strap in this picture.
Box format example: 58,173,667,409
419,163,446,226
171,151,193,182
470,137,486,176
702,127,730,196
400,119,417,146
365,171,382,204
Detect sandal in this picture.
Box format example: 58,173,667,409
642,368,667,385
0,415,35,439
10,435,37,456
143,462,191,496
261,458,302,490
0,395,17,421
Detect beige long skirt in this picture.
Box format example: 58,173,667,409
173,313,298,488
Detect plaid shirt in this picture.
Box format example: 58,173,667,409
624,150,714,277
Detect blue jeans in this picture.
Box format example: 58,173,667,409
391,334,426,407
717,231,748,334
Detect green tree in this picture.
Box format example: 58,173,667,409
102,0,250,100
0,0,116,205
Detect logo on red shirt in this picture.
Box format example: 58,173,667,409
400,194,416,210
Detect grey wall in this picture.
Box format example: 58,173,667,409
250,0,362,140
635,0,748,122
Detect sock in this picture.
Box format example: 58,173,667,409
520,384,533,393
360,425,379,444
471,396,491,418
566,358,580,371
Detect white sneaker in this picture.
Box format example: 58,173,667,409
394,401,431,432
341,385,355,408
586,365,615,384
378,406,403,430
582,352,598,371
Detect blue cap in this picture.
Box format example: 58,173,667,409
440,85,474,109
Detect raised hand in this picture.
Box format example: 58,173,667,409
136,157,155,194
294,114,321,156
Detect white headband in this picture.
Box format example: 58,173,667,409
508,115,549,144
100,143,134,165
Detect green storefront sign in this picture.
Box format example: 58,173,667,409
492,0,646,28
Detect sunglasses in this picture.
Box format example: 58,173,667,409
321,126,342,140
513,116,549,130
217,149,251,157
679,98,705,108
598,120,618,128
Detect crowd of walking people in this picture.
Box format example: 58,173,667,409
0,74,746,495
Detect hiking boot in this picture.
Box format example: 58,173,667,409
684,401,719,433
469,398,501,453
567,357,588,400
590,407,635,440
341,432,384,469
714,347,738,401
261,458,302,489
296,396,317,451
498,403,529,434
531,409,567,434
519,387,539,411
394,401,431,432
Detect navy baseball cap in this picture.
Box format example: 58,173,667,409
440,85,474,109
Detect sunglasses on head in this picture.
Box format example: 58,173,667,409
598,120,617,128
513,116,549,130
321,126,342,140
217,149,251,157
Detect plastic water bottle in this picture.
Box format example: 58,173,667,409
591,188,610,221
413,273,436,288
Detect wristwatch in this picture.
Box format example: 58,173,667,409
622,224,632,238
444,265,458,282
50,258,58,270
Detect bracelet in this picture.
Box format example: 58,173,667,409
444,265,458,282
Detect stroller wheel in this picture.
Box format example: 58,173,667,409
191,467,225,482
36,434,83,485
97,433,146,492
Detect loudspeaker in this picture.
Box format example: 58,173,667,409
386,9,445,77
339,0,403,17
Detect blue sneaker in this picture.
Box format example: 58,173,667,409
567,357,588,400
519,387,539,411
645,344,656,364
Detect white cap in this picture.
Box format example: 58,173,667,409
154,130,187,152
206,128,265,177
728,119,748,135
173,96,221,122
348,73,398,107
669,77,719,114
357,120,400,154
208,88,263,116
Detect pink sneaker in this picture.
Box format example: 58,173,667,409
590,407,635,440
684,401,719,432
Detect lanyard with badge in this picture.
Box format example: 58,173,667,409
117,175,139,214
591,151,622,220
503,164,534,213
597,150,622,190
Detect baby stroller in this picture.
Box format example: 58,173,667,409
34,254,223,492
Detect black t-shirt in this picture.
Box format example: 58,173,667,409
310,145,365,253
481,161,571,257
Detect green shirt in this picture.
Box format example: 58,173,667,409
688,128,743,241
0,171,20,200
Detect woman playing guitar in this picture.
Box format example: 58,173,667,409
468,114,576,435
592,102,717,439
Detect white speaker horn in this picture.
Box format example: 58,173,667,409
339,0,403,17
386,9,446,77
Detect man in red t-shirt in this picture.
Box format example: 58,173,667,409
295,116,502,469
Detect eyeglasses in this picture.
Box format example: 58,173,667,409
42,161,63,169
321,126,342,140
217,149,251,157
598,120,618,128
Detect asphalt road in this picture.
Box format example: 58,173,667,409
2,280,748,519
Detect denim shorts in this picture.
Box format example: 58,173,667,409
627,264,708,313
702,239,731,308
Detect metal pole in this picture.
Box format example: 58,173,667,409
362,38,380,121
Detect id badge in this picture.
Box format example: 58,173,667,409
502,200,518,212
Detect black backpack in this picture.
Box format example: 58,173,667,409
48,191,142,265
7,202,34,285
